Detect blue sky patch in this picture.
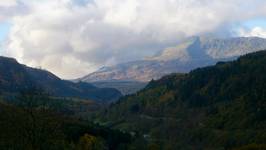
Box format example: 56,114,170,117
243,18,266,29
0,22,11,42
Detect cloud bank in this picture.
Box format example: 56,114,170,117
238,27,266,38
2,0,266,78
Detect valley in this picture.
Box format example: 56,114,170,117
1,1,266,149
0,40,266,150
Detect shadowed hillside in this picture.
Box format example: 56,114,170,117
97,50,266,149
0,56,122,102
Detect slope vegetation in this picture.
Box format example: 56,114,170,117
98,50,266,149
0,56,121,101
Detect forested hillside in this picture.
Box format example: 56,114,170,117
1,51,266,150
0,56,122,102
97,50,266,149
0,90,132,150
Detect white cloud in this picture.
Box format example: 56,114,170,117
238,27,266,38
0,0,17,7
2,0,266,79
0,0,28,23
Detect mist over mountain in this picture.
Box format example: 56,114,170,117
92,80,147,95
78,36,266,83
1,0,266,149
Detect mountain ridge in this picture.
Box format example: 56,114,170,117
0,56,122,102
78,36,264,83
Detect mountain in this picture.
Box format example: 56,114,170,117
91,80,147,95
79,37,266,83
96,50,266,149
0,56,122,102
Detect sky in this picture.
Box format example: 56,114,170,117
1,0,266,79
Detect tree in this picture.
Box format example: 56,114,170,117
0,88,67,150
77,134,106,150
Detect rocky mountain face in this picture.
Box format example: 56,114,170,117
0,56,122,102
78,36,266,83
202,36,266,59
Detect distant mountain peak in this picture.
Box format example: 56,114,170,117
146,39,192,62
201,36,266,59
78,36,266,82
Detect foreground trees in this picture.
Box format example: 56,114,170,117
98,51,266,149
0,89,131,150
0,89,66,149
